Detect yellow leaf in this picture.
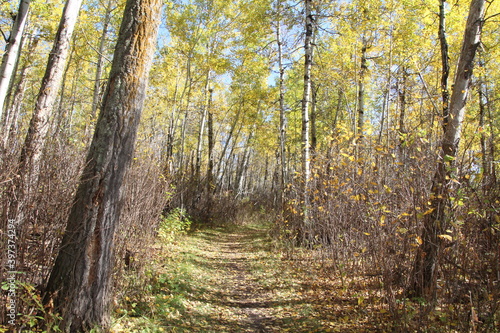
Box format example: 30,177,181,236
379,215,386,226
423,207,435,215
416,236,423,245
438,234,453,241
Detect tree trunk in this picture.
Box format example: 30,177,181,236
206,87,214,218
215,101,243,191
311,81,318,154
409,0,486,300
178,64,193,184
356,38,368,138
14,0,83,221
0,0,30,124
2,34,39,149
438,0,450,133
301,0,314,225
195,74,210,185
397,67,408,161
478,72,489,188
378,31,393,145
276,0,287,208
43,0,161,330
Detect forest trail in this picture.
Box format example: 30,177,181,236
113,223,390,332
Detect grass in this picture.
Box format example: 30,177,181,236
110,221,395,332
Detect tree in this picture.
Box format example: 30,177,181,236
0,0,30,125
275,0,287,207
301,0,314,226
43,0,161,330
13,0,83,219
409,0,486,300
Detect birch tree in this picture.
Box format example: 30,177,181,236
301,0,314,225
0,0,30,124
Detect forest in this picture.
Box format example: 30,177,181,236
0,0,499,331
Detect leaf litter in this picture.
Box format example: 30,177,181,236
112,223,392,332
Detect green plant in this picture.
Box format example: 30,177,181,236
0,280,62,332
158,208,192,241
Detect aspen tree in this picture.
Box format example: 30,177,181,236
410,0,486,300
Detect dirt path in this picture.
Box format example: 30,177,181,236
206,229,274,332
113,224,390,332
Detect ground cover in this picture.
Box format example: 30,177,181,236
111,223,393,332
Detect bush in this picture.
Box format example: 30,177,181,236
158,208,192,241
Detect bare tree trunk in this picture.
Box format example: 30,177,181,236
2,34,39,149
311,81,318,154
356,38,368,139
235,130,254,195
409,0,486,300
195,74,210,185
438,0,450,133
215,101,243,190
276,0,287,208
178,61,193,183
397,67,408,160
0,0,30,123
301,0,314,225
206,88,214,218
478,73,489,187
13,0,83,222
43,0,161,330
378,31,393,145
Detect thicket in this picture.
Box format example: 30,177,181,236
279,130,499,331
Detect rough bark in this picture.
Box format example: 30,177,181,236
15,0,83,219
409,0,486,300
43,0,161,330
0,0,30,123
438,0,450,132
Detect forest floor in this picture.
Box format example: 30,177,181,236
111,223,394,332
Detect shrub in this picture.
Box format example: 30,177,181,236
158,208,192,241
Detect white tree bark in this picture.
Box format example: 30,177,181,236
301,0,314,225
17,0,83,198
0,0,30,124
